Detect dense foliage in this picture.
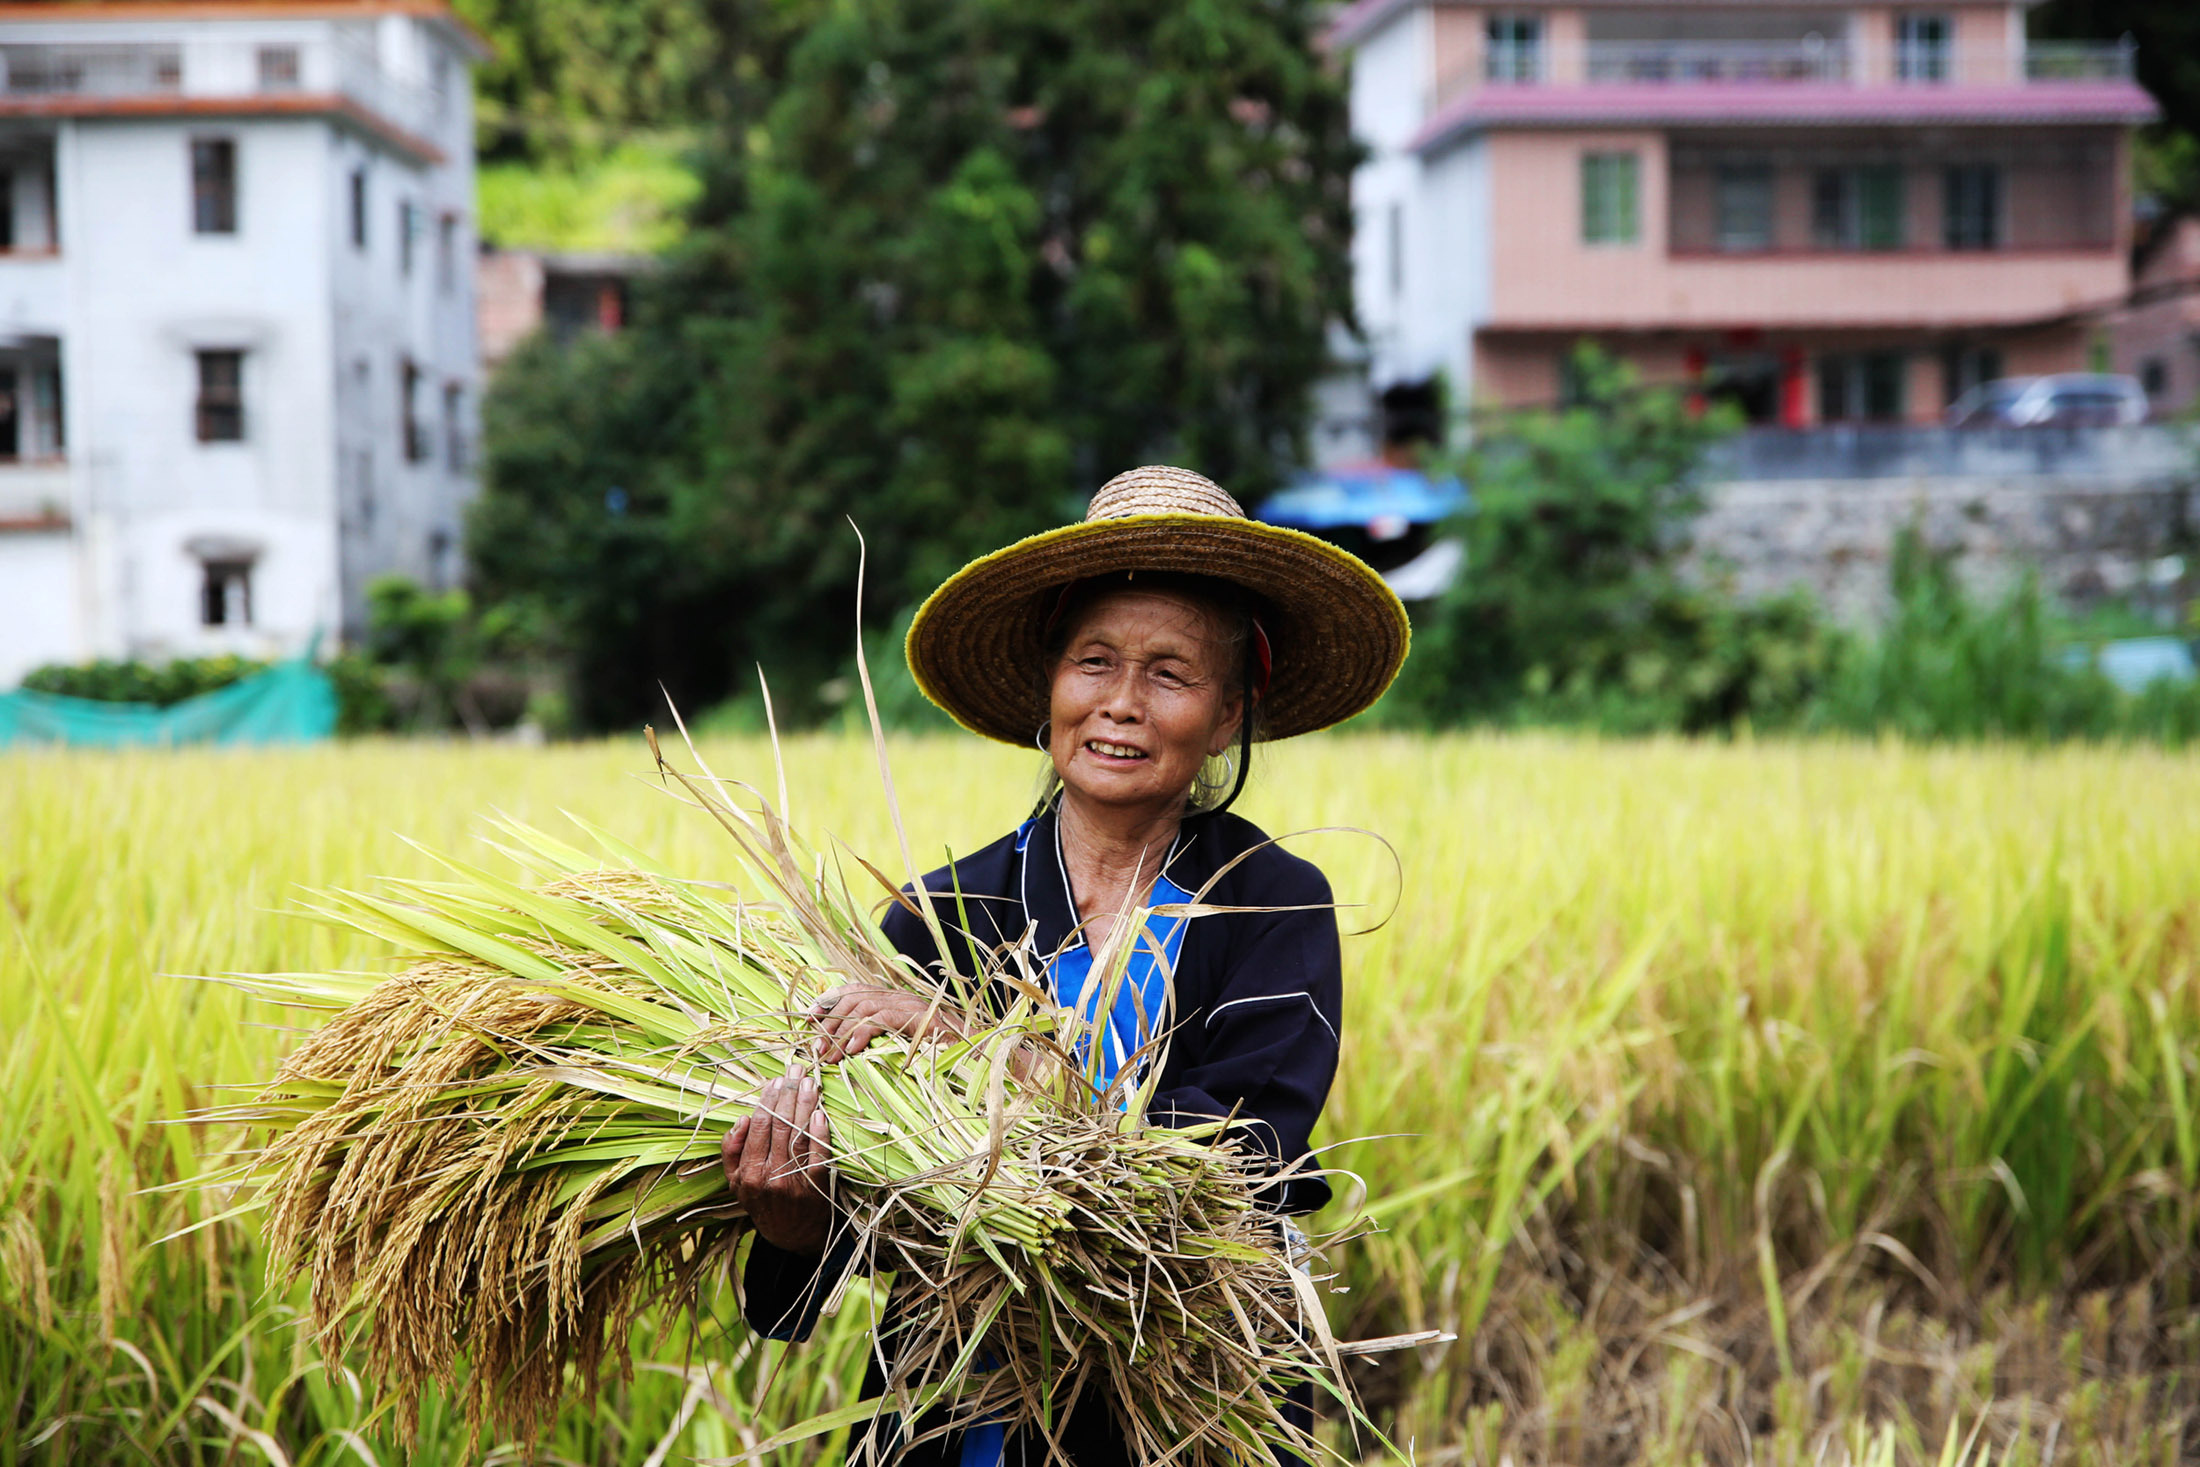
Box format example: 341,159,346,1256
473,0,1357,730
452,0,730,160
20,655,269,708
1391,351,1837,734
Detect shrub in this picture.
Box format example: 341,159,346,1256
21,655,269,707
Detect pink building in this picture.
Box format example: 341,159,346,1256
2107,216,2200,418
1330,0,2155,430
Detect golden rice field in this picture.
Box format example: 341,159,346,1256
3,733,2198,1466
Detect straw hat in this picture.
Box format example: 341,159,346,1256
905,465,1410,744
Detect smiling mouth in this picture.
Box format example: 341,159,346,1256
1085,739,1148,760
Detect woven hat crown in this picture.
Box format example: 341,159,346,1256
1086,465,1245,522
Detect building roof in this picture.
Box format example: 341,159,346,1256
1412,79,2158,152
1324,0,1413,51
0,89,445,163
0,2,493,61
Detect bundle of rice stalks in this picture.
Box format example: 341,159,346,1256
204,736,1400,1462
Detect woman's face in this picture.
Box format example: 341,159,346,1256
1046,588,1244,818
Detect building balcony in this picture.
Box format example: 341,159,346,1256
0,34,448,162
1469,39,2134,91
1417,41,2152,148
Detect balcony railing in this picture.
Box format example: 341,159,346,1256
1583,40,1853,86
0,37,438,143
1447,38,2134,105
0,44,181,97
2024,41,2138,81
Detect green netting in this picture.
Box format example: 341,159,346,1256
0,659,337,748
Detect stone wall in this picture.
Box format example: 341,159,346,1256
1691,429,2199,621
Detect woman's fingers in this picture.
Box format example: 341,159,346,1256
812,989,965,1062
785,1075,817,1167
720,1116,751,1190
760,1078,794,1184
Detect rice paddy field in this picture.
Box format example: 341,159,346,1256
3,733,2198,1466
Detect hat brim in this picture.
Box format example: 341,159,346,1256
905,513,1411,745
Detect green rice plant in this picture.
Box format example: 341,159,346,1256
6,731,2200,1463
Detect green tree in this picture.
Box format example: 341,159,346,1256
473,0,1356,730
1393,348,1834,733
454,0,728,160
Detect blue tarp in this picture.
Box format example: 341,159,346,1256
1256,463,1469,532
0,658,338,748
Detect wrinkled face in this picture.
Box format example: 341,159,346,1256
1046,589,1245,816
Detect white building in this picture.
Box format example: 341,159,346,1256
0,0,487,688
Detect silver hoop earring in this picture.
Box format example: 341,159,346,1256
1035,720,1052,752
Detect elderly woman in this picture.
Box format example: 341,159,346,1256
719,466,1409,1465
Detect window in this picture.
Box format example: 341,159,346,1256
200,560,253,627
1486,15,1543,83
1812,166,1906,249
2141,358,2169,399
1714,163,1775,252
191,138,236,235
0,368,18,458
1944,164,2002,250
1581,152,1639,245
437,212,459,294
1943,344,2003,407
1819,352,1908,422
195,349,244,442
401,357,428,462
397,199,417,276
443,381,466,472
349,168,368,250
1895,14,1951,82
256,45,300,90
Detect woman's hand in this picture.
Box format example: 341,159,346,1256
810,984,970,1063
721,1064,833,1256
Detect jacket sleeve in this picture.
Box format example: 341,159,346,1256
739,1232,865,1341
1147,861,1343,1215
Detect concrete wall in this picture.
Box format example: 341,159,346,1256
0,529,76,686
1483,129,2128,333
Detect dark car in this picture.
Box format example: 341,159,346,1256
1946,373,2149,428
